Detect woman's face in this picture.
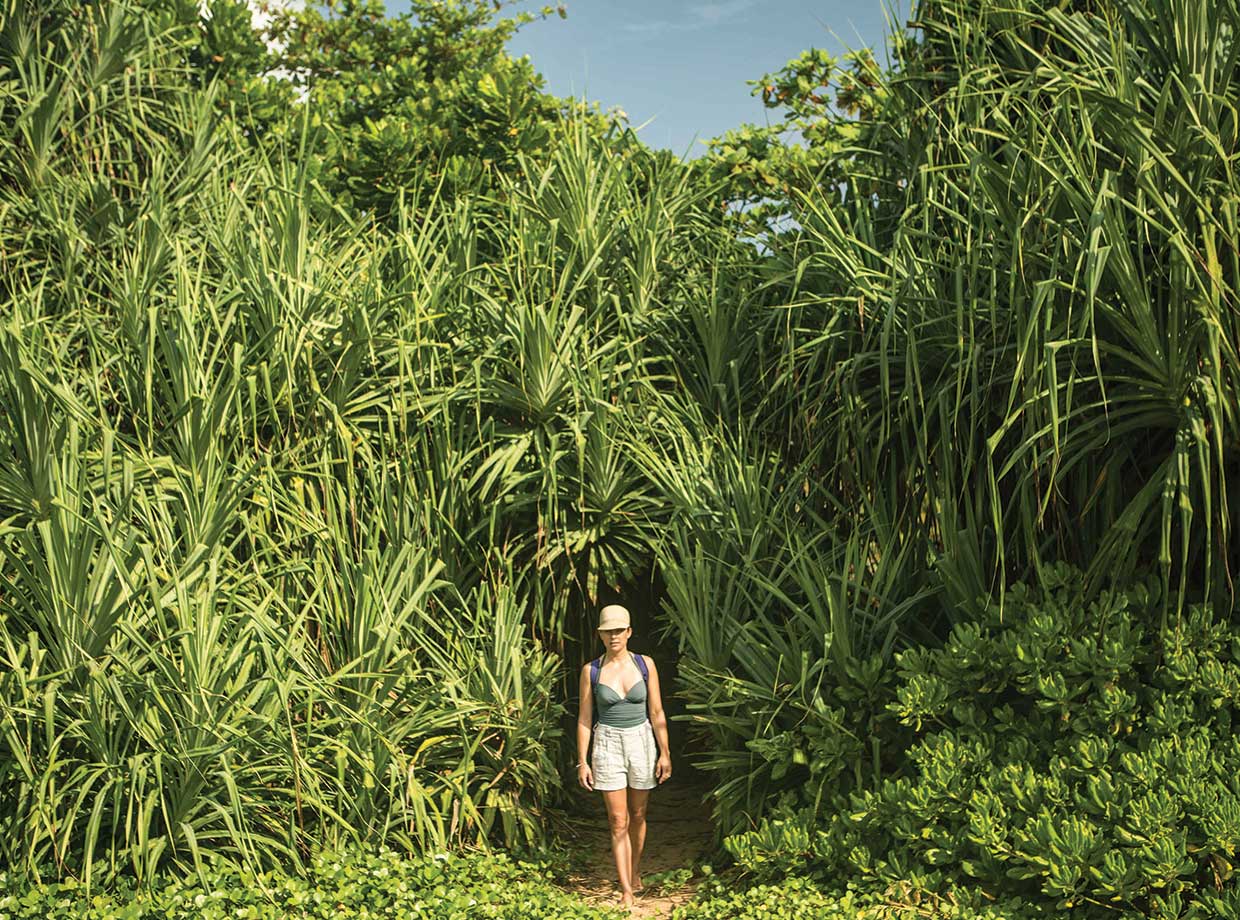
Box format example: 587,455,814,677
599,626,631,652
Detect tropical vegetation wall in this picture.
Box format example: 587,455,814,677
1,0,1237,915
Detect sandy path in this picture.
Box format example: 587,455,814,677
559,781,717,918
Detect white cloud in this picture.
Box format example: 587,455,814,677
623,0,758,34
689,0,758,24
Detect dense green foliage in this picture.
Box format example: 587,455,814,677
671,875,1033,920
2,0,1239,915
698,45,889,234
722,566,1240,916
0,0,649,883
198,0,618,216
0,849,620,919
670,876,854,920
666,0,1240,841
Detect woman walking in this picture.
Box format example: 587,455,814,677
577,604,672,908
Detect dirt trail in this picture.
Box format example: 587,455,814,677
559,781,716,918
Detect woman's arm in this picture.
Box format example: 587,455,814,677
644,655,672,783
576,663,594,791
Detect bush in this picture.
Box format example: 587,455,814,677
670,875,1041,920
670,876,850,920
723,566,1240,918
0,849,621,920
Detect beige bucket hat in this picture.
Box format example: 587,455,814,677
597,604,631,631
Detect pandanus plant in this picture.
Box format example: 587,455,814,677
2,0,1238,886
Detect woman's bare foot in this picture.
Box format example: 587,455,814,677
618,889,636,907
632,874,644,893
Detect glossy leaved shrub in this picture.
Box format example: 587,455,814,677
724,567,1240,919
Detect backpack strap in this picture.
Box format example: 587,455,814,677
632,652,649,682
633,653,650,722
589,656,602,727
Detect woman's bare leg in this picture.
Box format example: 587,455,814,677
602,789,634,905
626,787,650,891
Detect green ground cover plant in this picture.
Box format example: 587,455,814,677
671,876,1037,920
670,876,854,920
0,849,621,919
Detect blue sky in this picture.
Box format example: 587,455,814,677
392,0,901,158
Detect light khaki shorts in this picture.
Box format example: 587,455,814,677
591,720,657,791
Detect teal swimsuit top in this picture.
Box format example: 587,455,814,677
594,666,649,728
